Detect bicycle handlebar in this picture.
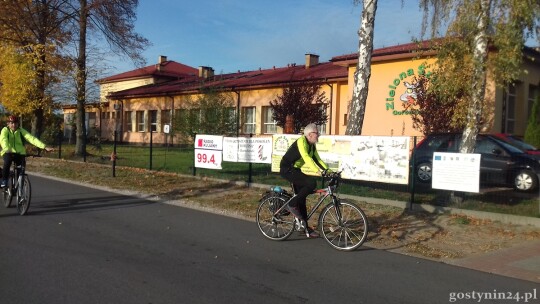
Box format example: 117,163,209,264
322,170,342,179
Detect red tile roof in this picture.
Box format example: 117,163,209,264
108,61,348,99
331,40,436,62
97,61,198,83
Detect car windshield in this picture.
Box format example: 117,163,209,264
505,136,538,151
491,136,526,154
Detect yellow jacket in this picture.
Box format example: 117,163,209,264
0,127,46,156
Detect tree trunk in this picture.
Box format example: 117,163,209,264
75,0,87,157
345,0,377,135
460,0,491,153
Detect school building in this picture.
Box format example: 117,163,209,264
62,41,540,145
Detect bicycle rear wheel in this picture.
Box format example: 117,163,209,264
2,174,14,208
319,199,368,251
16,175,31,215
256,195,295,241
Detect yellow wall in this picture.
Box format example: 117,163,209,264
354,58,437,136
76,52,540,145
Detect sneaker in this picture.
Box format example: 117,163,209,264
0,180,6,188
285,204,304,220
305,227,319,238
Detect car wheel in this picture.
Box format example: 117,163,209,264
416,162,432,182
514,170,539,192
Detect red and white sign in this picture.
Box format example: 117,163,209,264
194,135,223,169
194,135,223,150
194,149,222,169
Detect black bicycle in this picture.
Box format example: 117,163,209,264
256,171,369,251
1,153,37,215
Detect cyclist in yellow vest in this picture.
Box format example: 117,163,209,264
1,115,53,187
279,123,329,238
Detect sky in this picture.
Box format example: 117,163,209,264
105,0,428,76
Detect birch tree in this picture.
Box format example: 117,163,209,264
419,0,540,153
345,0,377,135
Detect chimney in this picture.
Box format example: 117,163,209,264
305,53,319,69
198,66,214,79
158,55,167,64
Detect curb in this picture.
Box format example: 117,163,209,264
29,170,540,228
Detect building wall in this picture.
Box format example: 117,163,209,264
69,51,539,145
353,58,437,136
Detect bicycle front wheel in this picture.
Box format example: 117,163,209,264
16,175,31,215
319,199,368,251
2,174,14,208
256,195,295,241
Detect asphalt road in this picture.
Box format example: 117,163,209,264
0,175,537,304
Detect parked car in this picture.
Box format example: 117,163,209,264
492,133,540,155
412,133,540,192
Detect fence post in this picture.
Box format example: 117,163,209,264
409,136,417,211
248,133,253,185
112,130,117,177
149,129,153,171
192,133,197,176
57,130,62,159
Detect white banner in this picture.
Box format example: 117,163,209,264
271,134,410,184
223,136,272,164
432,152,480,193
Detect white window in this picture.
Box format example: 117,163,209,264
136,111,145,132
504,85,516,133
125,111,133,132
161,109,171,132
262,106,277,134
242,107,256,134
528,85,538,122
318,104,328,135
149,110,158,132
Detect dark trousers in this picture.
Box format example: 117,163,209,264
2,153,24,182
280,167,316,221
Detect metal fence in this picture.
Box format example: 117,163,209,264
47,135,539,218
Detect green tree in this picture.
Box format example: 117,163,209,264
0,0,70,137
420,0,540,153
524,95,540,147
173,88,236,143
270,80,329,134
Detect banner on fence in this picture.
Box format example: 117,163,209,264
194,135,223,169
223,136,272,164
271,134,410,184
432,152,480,193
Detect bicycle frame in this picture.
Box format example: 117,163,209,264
14,162,26,199
257,170,369,251
2,153,35,215
273,174,341,223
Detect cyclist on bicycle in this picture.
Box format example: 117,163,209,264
280,123,329,238
0,115,53,188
